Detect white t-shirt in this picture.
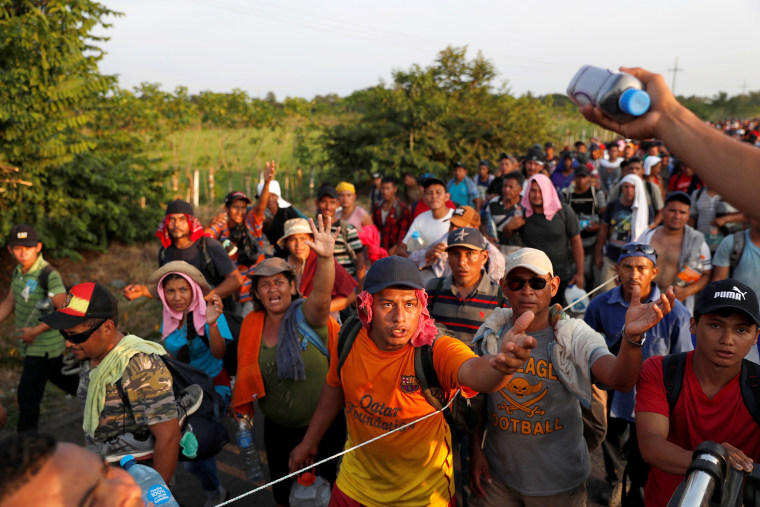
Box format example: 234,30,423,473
403,209,454,247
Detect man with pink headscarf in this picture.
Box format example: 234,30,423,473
289,256,537,506
520,174,585,305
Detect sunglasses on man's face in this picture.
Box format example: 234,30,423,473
505,277,549,291
60,320,106,345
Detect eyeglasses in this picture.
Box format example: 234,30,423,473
505,277,549,291
620,243,658,258
60,320,106,345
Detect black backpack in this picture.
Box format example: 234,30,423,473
621,352,760,506
116,354,229,462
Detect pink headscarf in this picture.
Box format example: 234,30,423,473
157,272,208,339
355,289,438,347
520,174,563,221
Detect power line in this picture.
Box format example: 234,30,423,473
668,57,684,95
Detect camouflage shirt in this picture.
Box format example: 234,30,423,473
77,353,177,444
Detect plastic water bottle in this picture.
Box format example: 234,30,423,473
120,455,180,507
567,65,651,122
235,415,265,482
564,284,589,315
289,471,331,507
406,231,426,252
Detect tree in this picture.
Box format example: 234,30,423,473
0,1,167,255
320,46,552,181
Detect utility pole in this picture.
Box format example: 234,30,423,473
668,57,684,95
739,81,749,95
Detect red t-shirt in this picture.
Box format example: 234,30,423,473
635,352,760,507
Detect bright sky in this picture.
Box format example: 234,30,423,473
98,0,760,101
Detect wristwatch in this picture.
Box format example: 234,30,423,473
621,325,646,348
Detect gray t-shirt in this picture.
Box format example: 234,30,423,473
481,322,610,495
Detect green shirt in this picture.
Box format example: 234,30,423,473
258,324,329,428
11,255,66,357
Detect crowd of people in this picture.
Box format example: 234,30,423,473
2,67,760,507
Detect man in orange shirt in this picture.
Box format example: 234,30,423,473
289,256,537,506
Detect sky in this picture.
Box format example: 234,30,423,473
97,0,760,101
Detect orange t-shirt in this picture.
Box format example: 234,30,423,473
326,328,476,506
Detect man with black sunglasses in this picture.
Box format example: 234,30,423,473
41,282,182,484
469,247,675,506
584,242,693,500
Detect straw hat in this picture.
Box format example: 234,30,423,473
147,260,209,298
277,218,312,248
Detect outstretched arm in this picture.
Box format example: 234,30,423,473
591,285,675,391
253,161,276,220
580,67,760,218
302,215,337,328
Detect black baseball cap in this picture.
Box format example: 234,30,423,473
8,224,39,247
665,191,691,206
695,279,760,327
525,146,545,164
317,183,339,200
40,282,118,330
421,175,447,189
363,256,424,294
224,191,251,208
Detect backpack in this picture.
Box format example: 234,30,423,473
621,352,760,506
336,314,478,433
115,355,229,462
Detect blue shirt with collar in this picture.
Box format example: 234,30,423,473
584,283,693,422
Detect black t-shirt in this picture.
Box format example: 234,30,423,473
522,204,580,279
265,206,302,258
159,237,236,287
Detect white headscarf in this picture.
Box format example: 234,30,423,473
257,180,291,208
643,156,662,176
620,174,649,242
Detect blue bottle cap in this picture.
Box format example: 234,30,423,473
119,455,136,468
619,89,650,116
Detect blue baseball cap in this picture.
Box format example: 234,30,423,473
363,256,424,294
618,242,658,265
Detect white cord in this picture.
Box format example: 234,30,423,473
216,389,461,506
562,276,617,313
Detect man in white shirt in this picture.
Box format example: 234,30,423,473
399,177,454,256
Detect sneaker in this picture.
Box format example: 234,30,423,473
203,486,229,507
177,384,204,427
97,432,156,463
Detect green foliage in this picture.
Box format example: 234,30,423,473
679,91,760,122
320,46,553,182
0,1,167,256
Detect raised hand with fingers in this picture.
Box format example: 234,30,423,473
264,160,276,181
624,284,675,338
489,311,537,375
304,214,338,259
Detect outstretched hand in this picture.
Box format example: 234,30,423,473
579,67,680,141
489,311,537,375
624,284,675,337
264,160,276,181
304,214,338,259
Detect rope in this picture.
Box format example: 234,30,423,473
216,389,461,506
562,276,617,313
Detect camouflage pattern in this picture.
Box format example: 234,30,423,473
77,352,178,444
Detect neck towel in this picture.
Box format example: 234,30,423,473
620,174,650,243
155,214,206,249
83,335,166,437
157,272,207,339
521,174,563,221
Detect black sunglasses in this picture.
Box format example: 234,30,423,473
505,277,549,291
620,243,658,258
60,320,106,345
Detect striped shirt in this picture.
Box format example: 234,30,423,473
332,221,364,277
425,272,505,348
